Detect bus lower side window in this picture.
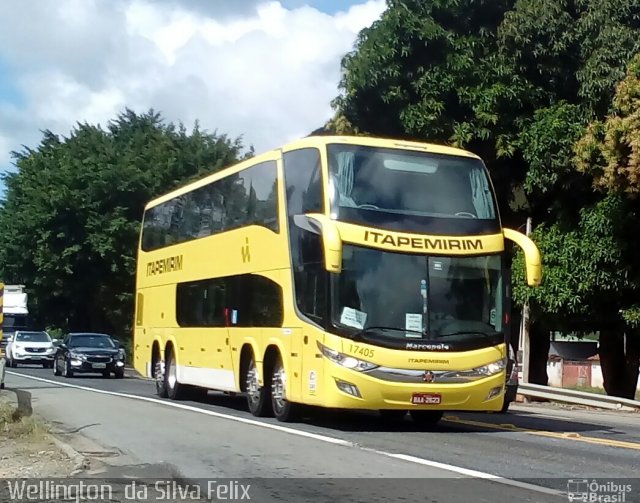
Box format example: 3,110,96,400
176,275,283,328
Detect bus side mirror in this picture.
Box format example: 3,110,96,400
503,228,542,286
295,213,343,273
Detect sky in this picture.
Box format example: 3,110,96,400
0,0,386,175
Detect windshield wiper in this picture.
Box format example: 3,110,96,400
352,326,424,341
436,330,501,339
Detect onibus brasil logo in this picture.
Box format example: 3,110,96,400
567,479,633,502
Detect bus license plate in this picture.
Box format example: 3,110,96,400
411,393,441,405
92,363,107,369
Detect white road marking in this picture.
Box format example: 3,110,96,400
7,371,564,497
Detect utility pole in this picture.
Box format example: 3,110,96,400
518,217,532,384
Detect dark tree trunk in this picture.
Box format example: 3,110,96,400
528,320,550,385
599,330,628,398
623,334,639,400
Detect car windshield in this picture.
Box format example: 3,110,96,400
68,335,115,349
332,245,503,343
15,332,50,343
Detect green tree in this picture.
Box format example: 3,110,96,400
570,54,640,397
0,109,245,342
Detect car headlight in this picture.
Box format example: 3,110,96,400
69,351,86,361
317,342,378,372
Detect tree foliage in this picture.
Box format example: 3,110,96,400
0,110,245,339
575,54,640,195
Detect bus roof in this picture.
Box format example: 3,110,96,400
144,135,481,210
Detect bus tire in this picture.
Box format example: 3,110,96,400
245,355,271,417
500,399,511,413
410,410,443,427
154,354,168,398
270,355,300,422
165,348,188,400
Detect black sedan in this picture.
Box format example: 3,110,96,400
53,333,125,378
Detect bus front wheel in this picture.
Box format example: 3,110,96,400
270,356,300,422
245,356,271,417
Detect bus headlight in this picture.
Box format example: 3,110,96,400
317,342,378,372
467,358,507,377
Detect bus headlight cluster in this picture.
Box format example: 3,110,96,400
317,342,378,372
465,358,506,378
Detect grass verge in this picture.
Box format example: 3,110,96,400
0,401,48,440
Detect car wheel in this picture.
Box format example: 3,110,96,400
63,359,74,378
114,368,124,379
270,355,301,422
54,358,62,376
245,355,271,417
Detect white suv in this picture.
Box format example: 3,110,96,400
6,331,55,368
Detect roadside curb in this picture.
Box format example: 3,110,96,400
47,433,89,475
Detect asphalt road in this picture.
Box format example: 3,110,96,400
4,366,640,502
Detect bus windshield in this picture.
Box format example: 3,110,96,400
332,245,503,345
327,144,497,234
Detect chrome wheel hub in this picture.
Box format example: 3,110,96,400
271,365,287,412
167,358,177,388
155,360,165,389
246,365,260,405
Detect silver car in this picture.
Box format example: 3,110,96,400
6,331,55,368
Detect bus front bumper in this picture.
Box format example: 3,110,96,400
319,364,506,412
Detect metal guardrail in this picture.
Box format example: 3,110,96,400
518,383,640,411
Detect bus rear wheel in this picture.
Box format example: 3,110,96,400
164,348,188,400
245,356,271,417
270,356,300,422
155,358,168,398
410,410,443,427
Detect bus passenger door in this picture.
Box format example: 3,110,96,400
281,327,303,402
300,327,323,404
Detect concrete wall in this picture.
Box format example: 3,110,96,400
546,360,640,392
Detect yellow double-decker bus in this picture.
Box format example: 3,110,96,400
133,135,541,424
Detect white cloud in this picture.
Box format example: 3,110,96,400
0,0,385,170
